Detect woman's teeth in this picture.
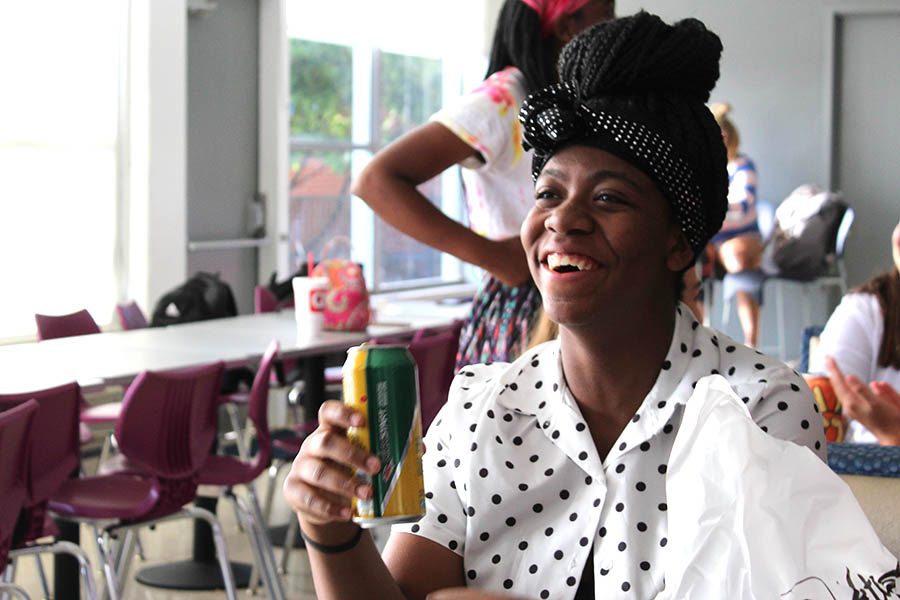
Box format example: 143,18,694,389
547,253,598,273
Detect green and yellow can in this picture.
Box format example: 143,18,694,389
343,344,425,527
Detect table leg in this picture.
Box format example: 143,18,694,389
302,355,326,424
54,519,80,600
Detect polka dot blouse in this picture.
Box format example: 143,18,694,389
392,305,826,599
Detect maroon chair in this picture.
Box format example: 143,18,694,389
34,309,101,340
33,309,122,452
0,400,38,600
220,294,288,457
0,384,98,599
406,319,464,434
198,341,285,599
254,285,294,313
114,301,149,330
47,361,239,600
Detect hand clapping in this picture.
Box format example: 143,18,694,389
825,356,900,446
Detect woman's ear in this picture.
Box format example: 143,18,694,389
666,229,695,273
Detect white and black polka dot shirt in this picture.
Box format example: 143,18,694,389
392,304,826,599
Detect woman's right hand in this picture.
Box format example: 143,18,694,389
283,400,381,527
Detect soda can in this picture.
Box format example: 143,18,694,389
802,373,845,443
343,344,425,527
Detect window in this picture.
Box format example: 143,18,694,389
0,2,126,339
286,2,480,292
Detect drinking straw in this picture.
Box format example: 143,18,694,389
307,251,315,275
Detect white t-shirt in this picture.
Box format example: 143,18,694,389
720,154,759,234
810,291,900,443
393,304,825,599
430,67,534,240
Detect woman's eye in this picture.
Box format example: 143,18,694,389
595,192,625,206
535,188,560,202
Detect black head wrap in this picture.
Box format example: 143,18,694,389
519,11,728,256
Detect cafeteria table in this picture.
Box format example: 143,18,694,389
0,300,470,597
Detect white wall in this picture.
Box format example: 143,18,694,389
614,1,899,357
617,0,897,279
128,0,188,316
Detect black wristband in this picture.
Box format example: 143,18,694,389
299,525,363,554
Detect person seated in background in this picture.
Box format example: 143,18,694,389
813,219,900,445
283,13,824,599
707,102,764,347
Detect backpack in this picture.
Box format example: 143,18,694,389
150,271,238,327
769,185,847,280
266,265,309,304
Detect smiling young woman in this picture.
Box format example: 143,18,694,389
524,147,692,328
283,12,825,600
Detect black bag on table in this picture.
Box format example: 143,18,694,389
150,272,251,393
150,271,238,327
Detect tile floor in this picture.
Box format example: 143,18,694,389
10,467,319,599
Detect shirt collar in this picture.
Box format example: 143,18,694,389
494,304,716,460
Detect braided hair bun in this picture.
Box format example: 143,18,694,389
558,12,722,103
521,11,729,256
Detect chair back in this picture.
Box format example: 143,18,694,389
116,301,149,330
244,341,280,476
34,309,101,340
756,198,777,242
116,361,224,479
0,400,38,564
407,320,464,433
0,383,81,506
254,285,294,313
799,325,824,374
834,206,855,258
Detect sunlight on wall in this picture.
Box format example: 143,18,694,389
0,2,121,337
286,0,486,59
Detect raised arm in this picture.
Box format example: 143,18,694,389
283,400,464,600
351,121,531,287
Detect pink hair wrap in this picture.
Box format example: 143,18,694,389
520,0,592,37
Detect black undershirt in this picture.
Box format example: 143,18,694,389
573,547,594,600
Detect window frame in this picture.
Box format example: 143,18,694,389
287,43,467,293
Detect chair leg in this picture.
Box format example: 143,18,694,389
231,491,286,600
801,284,812,334
112,530,137,592
280,512,299,575
263,460,292,525
701,278,714,327
246,487,286,600
93,526,120,600
0,561,20,600
775,281,786,360
134,530,145,561
263,463,280,523
183,506,239,600
721,282,731,328
224,403,249,461
11,540,100,600
32,554,49,600
287,381,305,425
0,582,30,600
